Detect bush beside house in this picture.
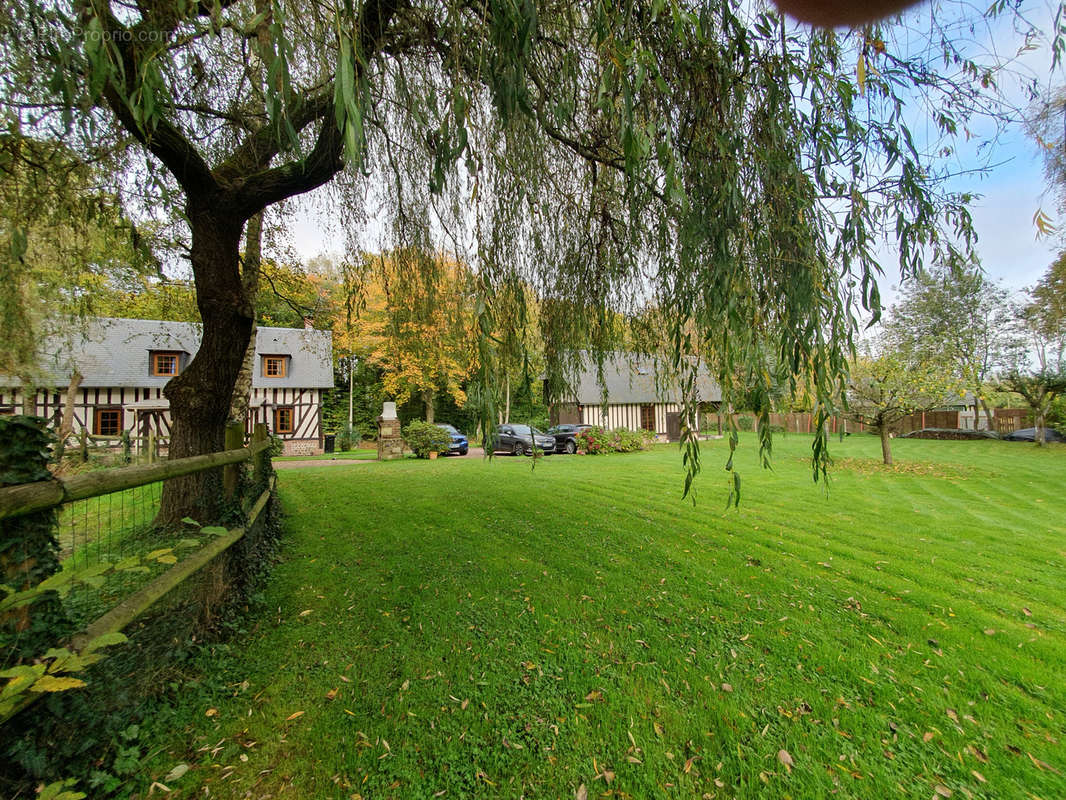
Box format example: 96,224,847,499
576,426,654,454
403,421,451,458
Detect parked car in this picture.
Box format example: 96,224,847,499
436,423,469,455
1003,426,1066,443
493,423,555,456
546,423,593,454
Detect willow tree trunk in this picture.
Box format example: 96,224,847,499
879,425,893,466
158,210,254,527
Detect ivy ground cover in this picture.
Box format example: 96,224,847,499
136,435,1065,799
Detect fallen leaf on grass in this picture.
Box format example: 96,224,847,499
1027,752,1061,774
922,732,935,742
778,750,794,772
325,688,338,701
946,709,958,723
1022,607,1032,617
983,629,995,636
653,721,664,737
299,610,313,617
575,783,587,800
284,711,305,721
971,771,986,783
721,683,733,693
205,708,218,717
163,764,189,782
933,785,952,797
585,690,602,702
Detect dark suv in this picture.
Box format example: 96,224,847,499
493,424,556,456
546,423,592,454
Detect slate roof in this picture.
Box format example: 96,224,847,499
568,352,721,405
0,318,334,390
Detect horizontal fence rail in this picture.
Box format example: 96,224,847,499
1,421,277,727
0,441,270,522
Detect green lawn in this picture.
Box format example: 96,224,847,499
273,447,378,461
135,435,1066,799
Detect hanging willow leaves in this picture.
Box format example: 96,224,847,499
0,0,1055,509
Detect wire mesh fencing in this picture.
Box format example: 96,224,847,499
58,480,164,568
57,481,171,627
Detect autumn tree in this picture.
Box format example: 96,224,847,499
884,258,1024,430
345,250,476,423
847,342,960,465
0,0,1053,515
95,277,200,323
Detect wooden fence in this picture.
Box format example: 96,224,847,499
716,413,856,435
717,409,1031,437
0,422,275,723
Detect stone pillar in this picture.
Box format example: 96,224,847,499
377,402,404,460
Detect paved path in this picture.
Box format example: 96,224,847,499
274,447,488,469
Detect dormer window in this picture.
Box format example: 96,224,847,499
262,355,288,378
151,351,182,377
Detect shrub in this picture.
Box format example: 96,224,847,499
576,426,611,454
611,427,647,452
576,426,654,454
336,423,360,452
736,415,755,432
403,421,451,458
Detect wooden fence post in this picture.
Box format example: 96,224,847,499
147,430,156,465
252,423,268,487
223,422,244,500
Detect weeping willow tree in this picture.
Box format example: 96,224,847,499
0,0,1049,519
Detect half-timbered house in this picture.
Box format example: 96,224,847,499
0,318,333,455
547,352,722,440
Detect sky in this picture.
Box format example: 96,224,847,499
282,3,1065,307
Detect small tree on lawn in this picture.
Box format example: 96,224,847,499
847,344,959,465
884,257,1024,431
1001,271,1066,445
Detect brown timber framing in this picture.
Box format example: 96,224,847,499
0,440,271,521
